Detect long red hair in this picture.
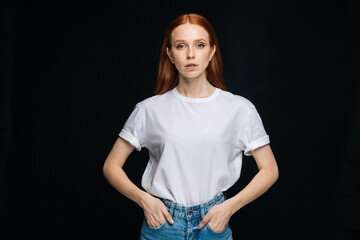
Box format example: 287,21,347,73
154,13,227,95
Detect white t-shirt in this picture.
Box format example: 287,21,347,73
119,86,270,207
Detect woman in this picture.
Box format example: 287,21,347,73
103,13,279,240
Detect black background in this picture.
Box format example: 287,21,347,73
1,0,359,239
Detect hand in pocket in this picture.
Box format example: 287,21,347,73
140,193,174,227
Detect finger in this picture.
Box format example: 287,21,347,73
150,217,164,227
162,208,174,224
145,211,164,227
145,214,157,227
198,212,212,229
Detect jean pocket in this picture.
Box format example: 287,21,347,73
206,222,228,235
144,217,167,230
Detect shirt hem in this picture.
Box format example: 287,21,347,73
244,135,270,156
119,129,141,151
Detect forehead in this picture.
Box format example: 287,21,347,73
171,23,209,42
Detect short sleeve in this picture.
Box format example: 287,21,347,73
238,107,270,156
119,103,146,151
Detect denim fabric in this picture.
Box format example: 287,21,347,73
140,191,233,240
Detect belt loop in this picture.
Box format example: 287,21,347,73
169,202,175,216
200,205,205,218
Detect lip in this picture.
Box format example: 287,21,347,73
185,63,198,70
185,63,198,67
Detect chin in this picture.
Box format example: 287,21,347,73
183,75,203,80
182,72,204,78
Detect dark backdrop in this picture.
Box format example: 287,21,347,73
1,0,359,239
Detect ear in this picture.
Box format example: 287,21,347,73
209,45,216,61
166,47,174,63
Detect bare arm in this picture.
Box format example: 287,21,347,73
197,143,279,230
227,144,279,214
102,137,148,207
102,137,174,226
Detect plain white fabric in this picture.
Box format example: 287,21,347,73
119,86,270,207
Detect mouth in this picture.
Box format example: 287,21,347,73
185,63,198,69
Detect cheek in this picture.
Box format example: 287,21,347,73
201,53,212,69
200,50,212,60
173,61,182,72
172,52,184,61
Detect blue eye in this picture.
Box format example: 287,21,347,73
175,43,204,49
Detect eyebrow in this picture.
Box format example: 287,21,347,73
174,38,207,43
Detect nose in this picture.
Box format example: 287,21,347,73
187,48,194,59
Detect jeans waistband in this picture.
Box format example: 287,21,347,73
159,192,226,219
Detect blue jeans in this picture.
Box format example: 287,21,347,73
140,191,233,240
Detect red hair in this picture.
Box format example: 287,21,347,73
154,13,227,95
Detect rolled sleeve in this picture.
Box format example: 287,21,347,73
119,129,141,151
119,103,146,151
239,106,270,156
244,135,270,156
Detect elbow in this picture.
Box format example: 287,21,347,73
102,161,110,179
273,164,279,183
102,158,124,180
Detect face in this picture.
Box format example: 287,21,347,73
166,22,216,81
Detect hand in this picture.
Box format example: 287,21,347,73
140,192,174,227
197,199,233,232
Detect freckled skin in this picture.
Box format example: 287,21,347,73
166,22,216,83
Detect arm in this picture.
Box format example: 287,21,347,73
103,137,174,226
227,143,279,214
102,137,148,207
197,143,278,230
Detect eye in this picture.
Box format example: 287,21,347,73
197,43,205,48
176,44,185,49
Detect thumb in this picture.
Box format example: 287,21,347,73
198,213,212,229
162,208,174,224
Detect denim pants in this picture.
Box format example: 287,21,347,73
140,191,233,240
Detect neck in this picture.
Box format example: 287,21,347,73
177,73,215,98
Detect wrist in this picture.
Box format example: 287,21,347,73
137,190,149,209
226,197,241,215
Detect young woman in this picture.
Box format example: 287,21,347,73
103,13,279,240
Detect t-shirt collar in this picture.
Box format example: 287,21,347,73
171,86,220,103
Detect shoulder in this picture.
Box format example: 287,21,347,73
134,90,172,110
219,88,256,112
